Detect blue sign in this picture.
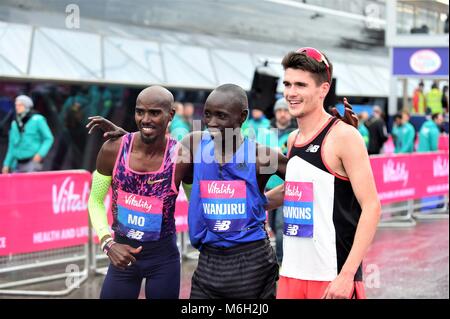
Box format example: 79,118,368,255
393,47,448,76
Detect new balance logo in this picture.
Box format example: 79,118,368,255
127,229,144,240
213,220,231,231
305,144,320,153
286,224,299,236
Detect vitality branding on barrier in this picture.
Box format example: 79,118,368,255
117,190,163,241
283,181,314,238
383,160,409,186
200,180,247,232
433,156,449,177
52,177,90,214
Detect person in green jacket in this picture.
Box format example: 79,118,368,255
395,110,416,154
417,113,444,152
357,111,370,149
242,106,271,141
2,95,54,173
391,113,403,151
169,102,190,141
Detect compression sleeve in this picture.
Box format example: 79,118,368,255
88,170,112,241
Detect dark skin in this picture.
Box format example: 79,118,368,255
88,89,358,209
174,89,287,194
95,86,175,270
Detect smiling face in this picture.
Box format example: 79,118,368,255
135,86,174,144
283,68,330,119
203,88,248,140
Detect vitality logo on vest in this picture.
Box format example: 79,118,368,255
116,190,164,241
200,180,248,232
283,181,314,238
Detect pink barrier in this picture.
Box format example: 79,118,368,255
1,152,447,255
0,170,189,256
438,135,449,151
0,171,91,256
370,151,449,205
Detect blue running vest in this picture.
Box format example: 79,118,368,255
188,133,268,249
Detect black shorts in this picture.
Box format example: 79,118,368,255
190,239,279,299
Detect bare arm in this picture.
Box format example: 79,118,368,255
174,132,198,188
94,138,143,270
96,138,121,176
263,130,298,211
323,125,381,299
265,184,284,211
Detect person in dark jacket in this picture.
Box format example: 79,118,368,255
365,105,388,155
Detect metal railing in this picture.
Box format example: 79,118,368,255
0,244,89,296
379,195,449,228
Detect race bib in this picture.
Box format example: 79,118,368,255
200,180,247,232
283,181,314,238
116,190,163,241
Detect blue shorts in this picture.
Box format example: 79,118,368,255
100,233,180,299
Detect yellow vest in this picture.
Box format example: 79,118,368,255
426,88,443,114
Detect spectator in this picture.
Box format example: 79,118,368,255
442,85,449,114
365,105,388,155
395,110,416,154
426,82,443,115
266,97,297,263
391,113,403,152
52,86,92,170
417,113,444,152
243,106,271,141
412,81,426,115
169,102,190,141
445,14,449,34
183,102,195,131
357,111,370,149
2,95,54,173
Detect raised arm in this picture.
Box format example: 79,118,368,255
86,116,128,139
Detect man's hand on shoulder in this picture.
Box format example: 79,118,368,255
330,98,358,128
86,116,128,139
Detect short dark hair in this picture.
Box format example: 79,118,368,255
394,113,402,121
214,83,248,110
281,51,333,86
432,113,442,121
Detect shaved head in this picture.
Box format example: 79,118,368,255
207,84,248,112
137,86,174,110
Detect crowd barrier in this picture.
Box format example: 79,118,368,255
0,151,448,295
371,151,449,227
0,170,192,295
0,171,90,296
